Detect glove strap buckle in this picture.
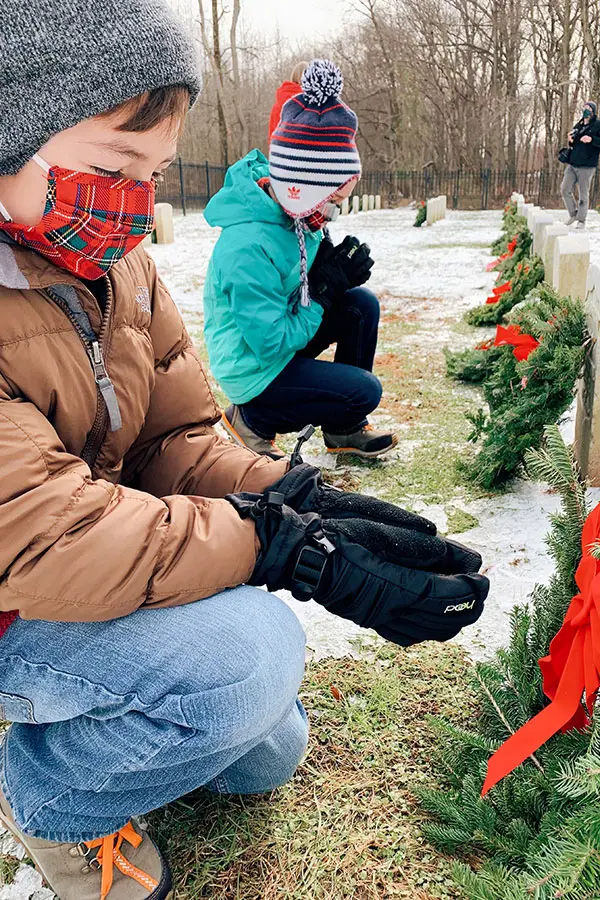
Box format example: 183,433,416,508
291,533,335,601
290,424,316,469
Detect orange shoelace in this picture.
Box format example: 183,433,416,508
84,821,158,900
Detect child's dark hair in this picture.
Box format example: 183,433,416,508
100,85,190,133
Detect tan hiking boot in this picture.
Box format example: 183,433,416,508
0,785,172,899
323,423,398,459
221,405,286,459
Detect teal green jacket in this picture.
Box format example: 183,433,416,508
203,150,323,405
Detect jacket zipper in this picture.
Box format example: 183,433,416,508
46,280,119,469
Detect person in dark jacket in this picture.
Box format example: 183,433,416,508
561,100,600,228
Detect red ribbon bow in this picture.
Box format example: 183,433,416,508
485,237,518,272
486,280,512,304
482,503,600,797
493,324,539,362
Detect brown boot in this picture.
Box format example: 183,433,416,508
221,405,286,459
323,423,398,459
0,785,172,899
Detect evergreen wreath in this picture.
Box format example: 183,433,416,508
444,343,504,384
460,285,587,489
466,254,545,327
414,200,427,227
419,427,600,899
490,200,527,255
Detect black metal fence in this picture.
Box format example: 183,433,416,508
156,160,591,212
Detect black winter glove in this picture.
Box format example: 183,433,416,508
266,461,482,575
308,235,375,309
268,459,435,529
226,490,489,647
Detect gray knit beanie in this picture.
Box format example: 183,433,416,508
0,0,202,176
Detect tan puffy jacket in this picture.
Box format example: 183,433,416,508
0,236,287,622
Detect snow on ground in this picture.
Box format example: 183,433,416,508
150,205,600,660
0,868,52,900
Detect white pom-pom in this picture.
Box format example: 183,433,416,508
301,59,343,106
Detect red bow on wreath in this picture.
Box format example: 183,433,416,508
485,237,519,272
486,280,512,305
493,324,539,362
482,502,600,797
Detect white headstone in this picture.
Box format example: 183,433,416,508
552,234,590,299
521,202,534,223
153,203,174,244
426,198,435,226
368,195,375,211
531,211,555,255
352,195,360,214
362,194,369,212
526,205,540,230
542,224,569,274
375,195,382,210
341,197,350,216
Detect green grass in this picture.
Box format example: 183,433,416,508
0,855,20,887
0,644,476,898
445,508,480,534
331,312,488,510
150,641,476,899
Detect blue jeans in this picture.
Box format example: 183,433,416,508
0,587,308,843
241,286,383,438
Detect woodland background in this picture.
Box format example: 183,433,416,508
168,0,600,179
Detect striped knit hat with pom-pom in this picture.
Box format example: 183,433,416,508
269,59,361,307
269,59,361,218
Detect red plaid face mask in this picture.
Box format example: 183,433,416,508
304,202,341,232
0,155,155,280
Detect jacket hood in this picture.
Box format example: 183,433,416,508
276,82,301,104
204,150,289,229
585,100,598,116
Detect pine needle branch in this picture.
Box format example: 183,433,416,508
474,669,545,774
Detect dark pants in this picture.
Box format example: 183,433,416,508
241,287,382,438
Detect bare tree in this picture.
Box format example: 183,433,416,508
168,0,600,182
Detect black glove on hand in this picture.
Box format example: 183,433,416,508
336,235,374,288
265,461,482,574
267,461,434,528
308,235,375,310
226,490,489,647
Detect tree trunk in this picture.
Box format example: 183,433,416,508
211,0,228,166
229,0,250,156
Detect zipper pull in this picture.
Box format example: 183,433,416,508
89,341,122,432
